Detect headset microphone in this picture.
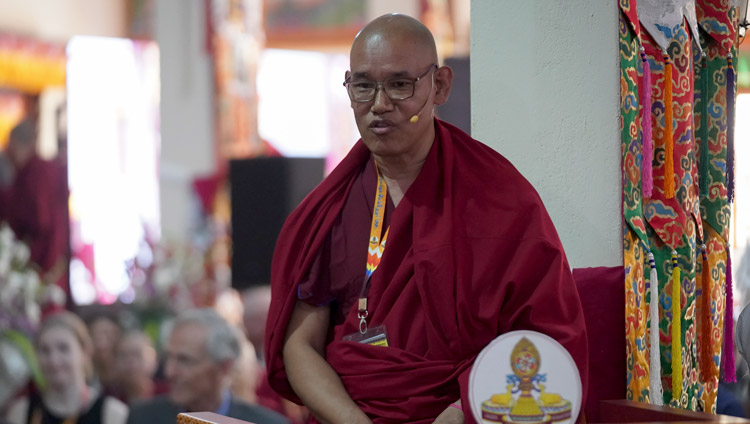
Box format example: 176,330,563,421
409,94,432,123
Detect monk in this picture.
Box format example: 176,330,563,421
4,119,69,293
265,14,588,424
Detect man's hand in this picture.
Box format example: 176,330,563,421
432,404,464,424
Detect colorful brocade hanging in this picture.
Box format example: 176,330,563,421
620,0,737,413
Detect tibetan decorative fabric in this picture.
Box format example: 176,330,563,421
620,0,641,37
620,0,736,413
621,10,651,403
696,0,737,410
641,18,699,410
696,1,734,238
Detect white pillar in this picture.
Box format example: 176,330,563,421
470,0,621,268
156,0,216,243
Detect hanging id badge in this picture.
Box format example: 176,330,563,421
343,160,390,347
343,277,390,346
343,323,389,346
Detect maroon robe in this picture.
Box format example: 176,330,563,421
296,157,395,326
4,155,69,290
266,119,588,423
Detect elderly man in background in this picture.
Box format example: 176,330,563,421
126,308,288,424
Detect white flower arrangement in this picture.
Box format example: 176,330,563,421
0,222,62,409
0,222,65,335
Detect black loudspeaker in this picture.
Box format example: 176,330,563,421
230,157,325,290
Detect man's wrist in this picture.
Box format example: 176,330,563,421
334,405,371,424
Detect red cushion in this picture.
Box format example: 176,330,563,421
573,266,627,422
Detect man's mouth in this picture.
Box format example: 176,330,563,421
369,120,395,135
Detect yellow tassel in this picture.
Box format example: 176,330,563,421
664,53,675,199
671,251,682,400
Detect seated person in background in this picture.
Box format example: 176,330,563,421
214,288,264,407
717,383,746,418
265,13,587,424
242,285,272,363
240,286,309,424
126,308,288,424
112,330,165,405
229,326,261,406
4,311,128,424
86,311,122,394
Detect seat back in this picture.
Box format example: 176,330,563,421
573,266,627,422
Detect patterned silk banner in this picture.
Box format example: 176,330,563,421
620,0,737,413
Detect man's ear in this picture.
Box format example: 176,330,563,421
344,70,354,108
433,65,454,106
219,358,235,378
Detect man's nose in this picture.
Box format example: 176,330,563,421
370,85,393,113
164,358,177,380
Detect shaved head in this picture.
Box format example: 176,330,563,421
9,119,36,148
345,13,452,167
351,14,438,65
7,118,37,168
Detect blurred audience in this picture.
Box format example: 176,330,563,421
86,312,123,393
3,311,128,424
240,285,307,424
125,308,288,424
215,288,262,405
217,287,306,423
241,285,271,363
229,327,260,406
216,288,245,329
112,331,166,405
718,382,746,417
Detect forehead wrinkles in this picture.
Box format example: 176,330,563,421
350,36,429,76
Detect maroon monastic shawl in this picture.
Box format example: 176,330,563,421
266,119,588,423
5,155,67,273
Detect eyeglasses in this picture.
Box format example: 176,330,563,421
343,64,437,103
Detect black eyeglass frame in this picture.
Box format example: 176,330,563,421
343,64,438,103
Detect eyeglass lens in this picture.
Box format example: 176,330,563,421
348,78,414,102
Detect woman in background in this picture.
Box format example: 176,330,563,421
85,312,122,393
4,311,128,424
112,330,164,405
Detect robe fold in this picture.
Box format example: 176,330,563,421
266,119,588,423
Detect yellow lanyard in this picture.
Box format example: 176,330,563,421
358,161,389,334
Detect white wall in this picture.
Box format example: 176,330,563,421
470,0,621,268
0,0,126,42
156,0,216,242
367,0,419,20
